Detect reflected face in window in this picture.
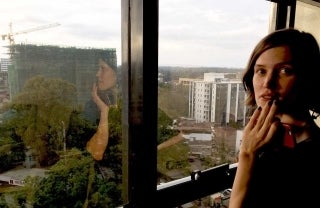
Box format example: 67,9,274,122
96,58,117,90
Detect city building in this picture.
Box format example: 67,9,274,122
0,58,10,103
189,72,247,126
0,58,11,72
178,77,202,86
8,44,117,110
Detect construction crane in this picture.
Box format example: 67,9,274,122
1,22,61,56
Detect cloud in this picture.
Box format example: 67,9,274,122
159,0,272,67
0,0,272,68
0,0,121,60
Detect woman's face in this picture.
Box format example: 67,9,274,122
253,46,297,108
96,59,116,90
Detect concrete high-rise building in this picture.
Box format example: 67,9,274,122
8,44,117,109
0,58,10,103
189,72,247,126
0,58,11,72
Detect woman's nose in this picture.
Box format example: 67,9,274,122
263,72,277,88
96,69,102,77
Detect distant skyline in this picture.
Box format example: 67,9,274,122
0,0,272,68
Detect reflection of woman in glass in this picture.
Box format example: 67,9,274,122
85,57,117,160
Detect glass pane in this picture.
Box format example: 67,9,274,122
0,1,123,207
295,0,320,42
158,0,271,207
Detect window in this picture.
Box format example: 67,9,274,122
0,1,123,207
156,0,271,207
295,0,320,40
1,0,317,207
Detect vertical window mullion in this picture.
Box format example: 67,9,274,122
121,0,159,207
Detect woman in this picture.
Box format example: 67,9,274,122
86,57,117,160
229,28,320,207
82,58,122,207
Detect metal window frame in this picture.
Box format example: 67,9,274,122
121,0,159,207
119,0,307,207
267,0,297,29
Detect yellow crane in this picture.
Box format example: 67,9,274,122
1,22,61,56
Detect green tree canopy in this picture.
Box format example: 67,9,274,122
158,108,179,144
5,75,78,166
30,149,122,208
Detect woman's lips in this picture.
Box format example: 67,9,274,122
261,93,279,100
262,95,272,100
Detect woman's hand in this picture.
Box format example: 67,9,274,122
92,83,109,112
230,100,281,208
240,100,280,158
86,83,110,161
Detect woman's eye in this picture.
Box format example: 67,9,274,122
279,67,294,75
255,68,266,75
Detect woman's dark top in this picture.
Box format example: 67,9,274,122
243,125,320,208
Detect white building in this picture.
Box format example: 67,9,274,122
189,72,247,126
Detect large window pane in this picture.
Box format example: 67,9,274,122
0,1,123,207
295,0,320,42
158,1,271,207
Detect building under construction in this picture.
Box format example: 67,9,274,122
7,43,117,108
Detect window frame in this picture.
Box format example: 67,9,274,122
121,0,159,206
120,0,305,207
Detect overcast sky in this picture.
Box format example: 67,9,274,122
0,0,272,68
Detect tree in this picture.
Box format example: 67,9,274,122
66,110,96,151
31,149,122,208
4,75,78,166
8,99,123,207
0,130,25,172
32,150,90,208
0,195,8,208
157,108,179,144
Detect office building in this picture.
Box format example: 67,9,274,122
189,72,247,126
8,44,117,108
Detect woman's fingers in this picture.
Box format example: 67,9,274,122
242,100,279,152
258,100,278,142
246,106,262,129
91,83,108,110
264,118,281,144
254,101,273,128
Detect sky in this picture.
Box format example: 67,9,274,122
0,0,272,68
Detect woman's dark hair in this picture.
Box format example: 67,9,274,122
242,28,320,115
95,50,118,106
